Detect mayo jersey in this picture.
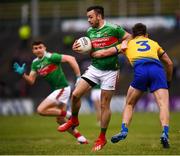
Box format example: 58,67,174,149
117,36,165,66
31,52,68,91
87,21,125,70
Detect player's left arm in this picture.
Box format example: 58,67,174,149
159,52,173,82
61,55,81,77
121,31,132,51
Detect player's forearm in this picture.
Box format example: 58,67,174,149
160,53,173,82
164,61,173,81
122,32,132,41
22,73,35,85
68,57,81,77
92,47,117,58
121,32,132,51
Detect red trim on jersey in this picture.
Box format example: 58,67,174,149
38,64,58,76
91,36,118,48
56,88,64,100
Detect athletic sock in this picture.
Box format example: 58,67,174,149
73,131,81,138
121,123,128,132
60,110,67,117
163,125,169,136
66,111,71,119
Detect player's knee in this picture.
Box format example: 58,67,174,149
126,98,136,107
37,107,45,116
71,93,80,102
101,103,110,112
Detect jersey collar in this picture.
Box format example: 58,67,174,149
38,51,47,60
97,20,106,30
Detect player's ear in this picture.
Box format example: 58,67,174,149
44,46,47,50
97,14,102,20
145,33,149,38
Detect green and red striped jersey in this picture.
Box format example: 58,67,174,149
31,52,68,91
87,21,125,70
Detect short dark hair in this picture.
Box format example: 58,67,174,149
87,6,104,19
132,23,147,37
32,41,45,46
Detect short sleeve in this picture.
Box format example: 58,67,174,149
50,53,62,63
116,25,126,39
157,42,165,56
31,62,37,72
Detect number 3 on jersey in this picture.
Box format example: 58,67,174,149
136,41,150,52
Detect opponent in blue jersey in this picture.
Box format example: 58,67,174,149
91,23,173,148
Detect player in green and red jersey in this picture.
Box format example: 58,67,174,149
13,41,88,144
58,6,131,151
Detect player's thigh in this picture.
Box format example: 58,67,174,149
153,88,169,108
38,99,67,111
126,86,143,106
149,64,168,92
38,87,71,110
72,78,91,97
100,70,118,90
37,98,57,111
131,65,148,92
91,89,101,101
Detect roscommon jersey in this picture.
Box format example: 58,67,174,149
117,36,165,67
31,52,68,91
87,21,125,70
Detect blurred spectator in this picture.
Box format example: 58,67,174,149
63,35,74,49
0,81,12,97
175,10,180,30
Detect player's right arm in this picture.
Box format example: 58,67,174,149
91,44,122,58
22,71,37,85
157,43,173,84
61,54,81,77
159,53,173,83
13,62,37,85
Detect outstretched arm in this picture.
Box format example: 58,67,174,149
61,55,81,77
23,71,37,85
13,62,37,85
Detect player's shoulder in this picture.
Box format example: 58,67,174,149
105,21,121,29
32,58,38,64
147,38,159,46
45,52,53,58
87,27,93,32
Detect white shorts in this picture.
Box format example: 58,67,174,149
82,65,118,90
91,89,101,101
46,86,71,105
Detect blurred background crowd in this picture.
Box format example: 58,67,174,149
0,0,180,114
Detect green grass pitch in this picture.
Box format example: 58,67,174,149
0,112,180,155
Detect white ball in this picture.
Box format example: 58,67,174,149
76,37,92,54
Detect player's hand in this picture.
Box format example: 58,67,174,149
13,62,26,75
121,40,128,52
72,40,81,52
